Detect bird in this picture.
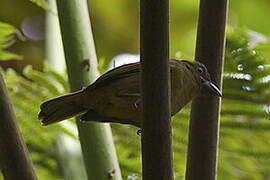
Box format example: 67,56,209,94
38,59,222,128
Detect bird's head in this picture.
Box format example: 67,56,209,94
182,60,222,97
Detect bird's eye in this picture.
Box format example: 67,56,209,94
197,67,203,73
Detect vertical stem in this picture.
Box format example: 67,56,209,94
0,73,37,180
46,0,88,179
45,0,66,74
56,0,122,179
185,0,228,179
140,0,172,179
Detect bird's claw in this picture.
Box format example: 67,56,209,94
134,99,141,109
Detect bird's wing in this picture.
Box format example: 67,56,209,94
87,62,140,90
86,59,180,91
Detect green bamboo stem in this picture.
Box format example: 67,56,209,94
45,0,66,75
45,0,88,179
56,0,122,179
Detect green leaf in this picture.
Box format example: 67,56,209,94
2,65,74,180
0,22,24,61
0,51,23,61
28,0,48,10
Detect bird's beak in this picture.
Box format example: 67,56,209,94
201,77,222,97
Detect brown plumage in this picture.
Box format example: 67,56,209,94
38,59,221,127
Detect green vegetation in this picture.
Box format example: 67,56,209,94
0,22,23,60
1,0,270,179
1,65,71,179
0,29,269,179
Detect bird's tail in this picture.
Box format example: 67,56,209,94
38,90,87,125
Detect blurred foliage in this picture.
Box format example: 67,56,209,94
88,0,270,65
229,0,270,37
1,0,269,70
1,29,270,180
28,0,48,10
0,65,74,180
111,29,270,180
0,22,24,61
1,0,270,179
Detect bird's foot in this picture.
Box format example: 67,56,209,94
134,99,141,109
137,129,142,136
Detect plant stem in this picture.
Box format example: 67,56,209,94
56,0,122,179
45,0,65,74
45,0,88,179
185,0,228,179
0,73,37,180
140,0,173,179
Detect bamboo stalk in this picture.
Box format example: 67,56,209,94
140,0,173,179
185,0,228,179
56,0,122,179
45,0,88,179
45,0,65,75
0,73,37,180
